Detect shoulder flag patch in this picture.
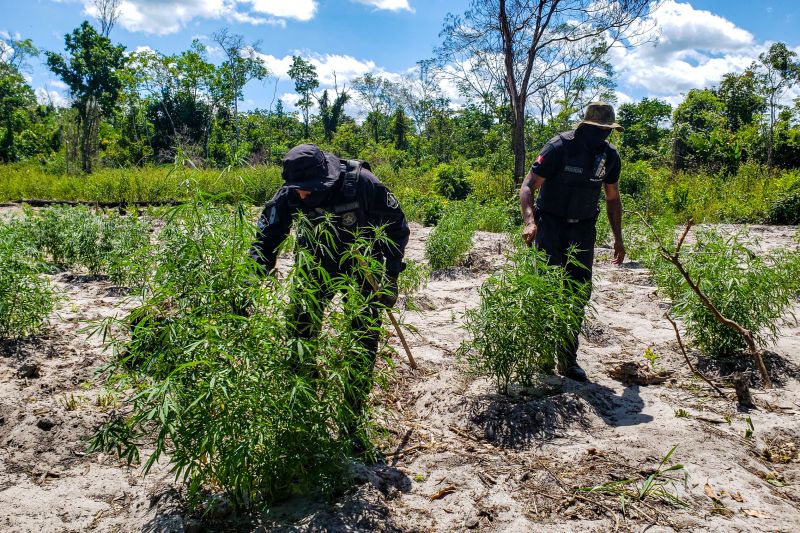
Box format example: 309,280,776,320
535,154,545,164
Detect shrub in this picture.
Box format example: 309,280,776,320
400,189,447,226
473,200,514,233
433,163,471,200
619,160,651,199
667,229,800,358
459,245,588,394
90,200,394,508
98,211,154,289
424,201,477,270
768,190,800,225
398,259,429,296
0,221,56,339
24,205,154,287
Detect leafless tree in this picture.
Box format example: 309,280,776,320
440,0,659,184
92,0,122,37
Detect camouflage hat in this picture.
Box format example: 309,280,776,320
281,144,341,192
575,101,624,131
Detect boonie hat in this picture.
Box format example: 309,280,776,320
281,144,341,192
575,101,624,131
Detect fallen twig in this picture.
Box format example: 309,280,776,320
664,313,729,400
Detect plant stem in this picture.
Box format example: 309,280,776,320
664,313,729,400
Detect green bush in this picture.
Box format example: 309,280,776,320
473,199,514,233
398,259,429,296
666,229,800,358
0,221,56,339
27,205,104,272
433,163,472,200
768,190,800,224
399,189,447,226
459,245,588,394
98,211,154,288
619,160,651,199
90,200,394,508
424,201,477,270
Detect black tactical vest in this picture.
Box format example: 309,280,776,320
295,159,372,272
536,132,609,221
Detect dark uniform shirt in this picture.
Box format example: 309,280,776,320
531,132,621,184
250,167,410,275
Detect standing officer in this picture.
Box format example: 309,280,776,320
249,144,410,451
519,102,626,382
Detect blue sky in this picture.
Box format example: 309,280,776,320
2,0,799,114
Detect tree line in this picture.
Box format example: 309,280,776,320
1,0,798,182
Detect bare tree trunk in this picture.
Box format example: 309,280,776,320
512,107,527,185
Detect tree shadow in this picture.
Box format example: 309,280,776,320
466,377,653,449
141,464,412,533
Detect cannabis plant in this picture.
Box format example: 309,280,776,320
97,210,153,289
425,201,477,270
90,198,394,508
0,221,56,339
26,205,104,272
460,245,588,394
668,229,800,358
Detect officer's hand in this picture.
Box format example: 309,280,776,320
522,222,538,245
612,240,626,265
378,273,399,308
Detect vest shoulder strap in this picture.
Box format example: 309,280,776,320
341,159,372,200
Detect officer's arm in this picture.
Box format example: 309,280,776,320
520,171,545,245
519,170,545,226
248,189,292,274
366,179,410,275
604,182,625,265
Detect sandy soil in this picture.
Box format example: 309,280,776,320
1,219,799,532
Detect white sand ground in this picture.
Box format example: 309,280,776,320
1,219,799,532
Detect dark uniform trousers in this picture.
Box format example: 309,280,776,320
288,270,382,424
534,210,596,364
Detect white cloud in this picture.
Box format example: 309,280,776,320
257,52,387,86
352,0,413,12
244,0,317,21
279,92,300,110
79,0,314,35
36,87,69,107
610,1,768,101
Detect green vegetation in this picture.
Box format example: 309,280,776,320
576,445,688,512
89,199,395,508
0,164,283,205
0,220,55,339
424,201,478,270
661,229,800,358
459,244,588,394
433,163,471,200
22,205,153,287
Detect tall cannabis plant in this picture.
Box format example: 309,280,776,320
90,197,395,508
460,245,588,394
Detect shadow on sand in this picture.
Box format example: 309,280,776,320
142,464,412,533
467,376,654,449
697,349,800,388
